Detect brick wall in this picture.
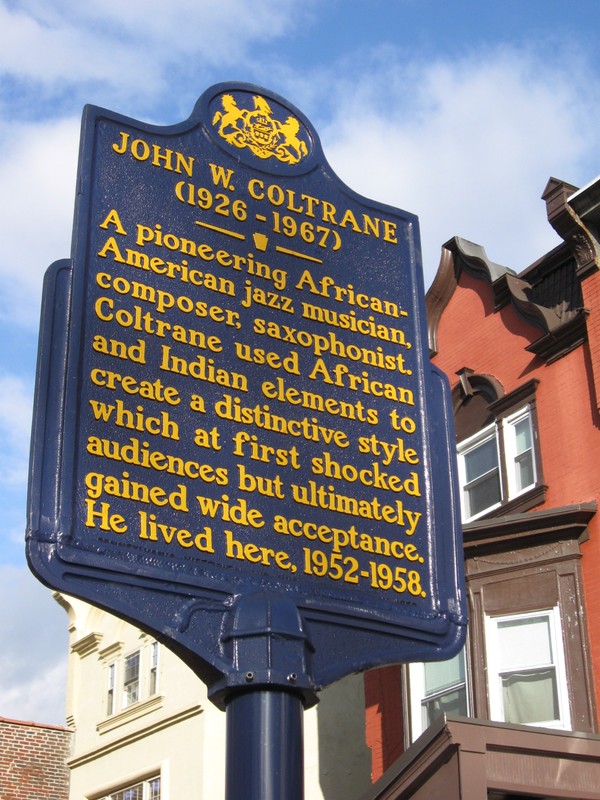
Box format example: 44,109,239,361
579,267,600,715
364,666,404,781
0,718,72,800
364,254,600,780
581,269,600,413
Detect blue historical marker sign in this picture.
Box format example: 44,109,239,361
27,83,466,703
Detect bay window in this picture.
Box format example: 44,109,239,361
485,608,570,729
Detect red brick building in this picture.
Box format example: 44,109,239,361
362,174,600,798
0,717,71,800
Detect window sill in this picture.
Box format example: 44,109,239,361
464,484,546,524
489,484,547,517
97,694,164,734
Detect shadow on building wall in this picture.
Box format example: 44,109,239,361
317,673,372,800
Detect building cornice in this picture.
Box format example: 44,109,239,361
71,632,103,657
544,176,600,279
426,233,589,364
462,502,597,556
67,704,203,768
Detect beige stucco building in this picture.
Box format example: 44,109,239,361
57,593,372,800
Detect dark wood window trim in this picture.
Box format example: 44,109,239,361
463,503,597,733
487,378,538,417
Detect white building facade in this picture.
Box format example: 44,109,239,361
57,594,372,800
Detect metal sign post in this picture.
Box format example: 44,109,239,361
27,83,466,799
226,689,304,800
219,592,312,800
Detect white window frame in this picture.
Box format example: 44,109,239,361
503,407,537,497
408,648,469,742
106,662,116,716
485,607,570,730
101,774,161,800
122,649,141,708
457,424,502,521
457,404,538,522
102,641,161,718
149,641,159,697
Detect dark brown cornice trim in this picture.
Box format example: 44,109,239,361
544,176,600,279
505,272,568,333
426,237,515,356
426,232,589,366
525,308,589,363
425,245,457,356
462,502,597,556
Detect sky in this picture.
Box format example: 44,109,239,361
2,0,600,726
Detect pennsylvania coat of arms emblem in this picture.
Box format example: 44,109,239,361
212,93,309,165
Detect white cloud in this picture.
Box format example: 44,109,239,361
0,658,67,725
0,375,33,448
7,516,29,551
0,0,315,99
0,116,79,326
2,8,597,316
316,47,600,281
0,0,319,329
0,565,68,725
0,4,141,86
0,374,32,489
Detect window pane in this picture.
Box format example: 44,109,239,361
422,652,468,728
107,663,115,716
497,616,552,670
461,433,501,517
502,668,559,724
515,449,534,491
506,411,536,494
124,651,139,682
422,686,468,728
113,784,143,800
466,470,501,517
124,682,139,706
410,648,469,742
149,642,159,696
464,437,498,482
123,651,140,706
106,777,160,800
424,653,465,695
513,417,532,453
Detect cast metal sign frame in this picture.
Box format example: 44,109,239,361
27,83,466,705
